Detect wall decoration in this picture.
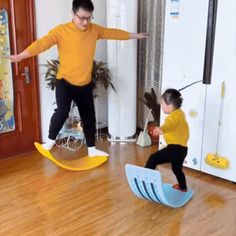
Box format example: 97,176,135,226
0,9,15,133
170,0,180,18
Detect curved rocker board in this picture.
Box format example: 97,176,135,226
34,142,108,171
125,164,194,208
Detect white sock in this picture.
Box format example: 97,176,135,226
42,138,55,150
88,146,109,157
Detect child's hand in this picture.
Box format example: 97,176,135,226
153,126,162,135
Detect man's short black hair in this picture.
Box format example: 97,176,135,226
72,0,94,13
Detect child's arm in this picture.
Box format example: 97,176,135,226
160,115,179,134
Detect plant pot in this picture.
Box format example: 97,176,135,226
147,121,159,145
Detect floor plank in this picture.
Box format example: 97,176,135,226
0,141,235,236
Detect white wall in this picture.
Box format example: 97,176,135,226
34,0,107,141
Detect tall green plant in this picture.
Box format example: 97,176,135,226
41,59,116,92
42,59,59,90
92,60,116,92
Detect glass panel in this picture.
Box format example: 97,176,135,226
0,9,15,133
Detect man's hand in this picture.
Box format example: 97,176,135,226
9,51,31,63
9,54,22,62
129,32,149,39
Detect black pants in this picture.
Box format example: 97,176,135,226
145,144,188,190
48,79,96,147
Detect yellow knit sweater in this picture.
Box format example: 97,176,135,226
26,22,130,86
160,109,189,147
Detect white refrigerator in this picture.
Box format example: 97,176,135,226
160,0,236,182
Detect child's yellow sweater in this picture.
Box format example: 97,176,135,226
160,109,189,147
26,22,130,86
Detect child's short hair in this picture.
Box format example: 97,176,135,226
72,0,94,13
162,89,183,109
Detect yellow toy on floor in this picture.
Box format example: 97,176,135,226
34,142,108,171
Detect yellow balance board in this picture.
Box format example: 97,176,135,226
34,142,108,171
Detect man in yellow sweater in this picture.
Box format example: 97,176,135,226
145,89,189,192
10,0,148,157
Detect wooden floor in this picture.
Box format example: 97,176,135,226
0,140,235,236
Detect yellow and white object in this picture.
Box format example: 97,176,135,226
34,142,108,171
204,82,230,169
136,109,152,147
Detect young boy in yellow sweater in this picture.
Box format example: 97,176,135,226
145,89,189,192
10,0,148,157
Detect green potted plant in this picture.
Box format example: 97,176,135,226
42,59,59,91
141,88,161,144
42,59,115,93
91,60,116,93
